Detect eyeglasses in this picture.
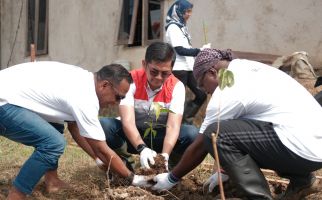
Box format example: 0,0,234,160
147,64,172,79
109,82,126,101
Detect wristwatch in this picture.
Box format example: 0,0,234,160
136,143,147,153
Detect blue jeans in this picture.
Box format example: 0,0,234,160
99,117,198,154
0,104,66,194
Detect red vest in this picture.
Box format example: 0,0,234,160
130,68,180,129
131,68,179,103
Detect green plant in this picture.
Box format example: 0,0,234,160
143,102,174,150
212,68,234,200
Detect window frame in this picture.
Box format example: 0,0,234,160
117,0,164,47
26,0,49,56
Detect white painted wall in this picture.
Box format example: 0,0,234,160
1,0,322,71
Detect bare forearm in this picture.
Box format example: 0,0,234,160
122,124,144,148
172,134,208,178
86,138,132,178
162,126,180,154
68,122,96,159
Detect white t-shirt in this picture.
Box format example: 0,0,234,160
200,59,322,162
165,24,195,71
0,61,106,141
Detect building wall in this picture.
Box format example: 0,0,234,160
1,0,322,71
188,0,322,68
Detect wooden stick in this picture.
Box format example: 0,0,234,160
211,133,225,200
202,20,208,44
202,164,322,180
266,178,289,185
30,44,36,62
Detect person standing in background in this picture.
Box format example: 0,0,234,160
165,0,210,124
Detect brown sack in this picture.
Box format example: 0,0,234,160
272,51,317,79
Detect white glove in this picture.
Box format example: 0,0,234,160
203,171,229,192
132,174,152,187
140,147,157,169
151,173,178,192
95,157,104,167
95,157,107,171
161,153,169,171
200,43,211,50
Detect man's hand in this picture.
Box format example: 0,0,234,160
140,147,157,169
203,171,229,192
161,153,169,171
132,174,153,187
151,172,178,192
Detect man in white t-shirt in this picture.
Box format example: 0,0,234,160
0,62,150,199
152,49,322,200
100,42,198,171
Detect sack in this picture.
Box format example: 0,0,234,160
272,51,317,79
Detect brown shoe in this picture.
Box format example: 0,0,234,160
282,176,322,200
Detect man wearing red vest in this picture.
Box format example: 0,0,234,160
100,42,198,170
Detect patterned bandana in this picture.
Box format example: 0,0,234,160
193,48,233,81
165,0,193,44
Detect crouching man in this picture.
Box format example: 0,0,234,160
0,62,150,200
152,48,322,200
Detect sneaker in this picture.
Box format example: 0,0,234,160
281,176,322,200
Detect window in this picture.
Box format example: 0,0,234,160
27,0,48,56
117,0,164,47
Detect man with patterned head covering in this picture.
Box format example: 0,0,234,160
152,48,322,200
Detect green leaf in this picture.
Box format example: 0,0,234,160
218,68,225,90
151,129,157,138
160,108,174,113
153,102,161,121
218,69,234,90
143,127,151,138
226,70,234,87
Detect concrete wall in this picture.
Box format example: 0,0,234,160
0,0,146,71
188,0,322,68
1,0,322,71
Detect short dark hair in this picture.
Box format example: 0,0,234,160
96,64,133,85
145,42,176,67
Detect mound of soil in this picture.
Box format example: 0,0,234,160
135,154,167,176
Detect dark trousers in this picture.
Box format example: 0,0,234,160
202,119,322,179
99,117,198,154
172,70,207,106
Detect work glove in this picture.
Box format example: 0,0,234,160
200,43,211,50
140,147,157,169
132,174,153,187
203,171,229,192
161,153,169,171
151,172,178,192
